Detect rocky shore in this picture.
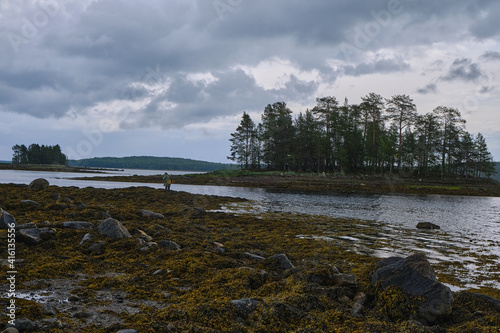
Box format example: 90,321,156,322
0,181,499,332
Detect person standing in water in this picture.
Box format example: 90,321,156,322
163,172,172,190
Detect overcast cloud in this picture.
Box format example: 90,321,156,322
1,0,499,163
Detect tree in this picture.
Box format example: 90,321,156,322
228,112,257,169
432,106,466,177
474,133,495,177
361,93,385,171
386,94,417,172
294,110,323,172
260,102,294,170
312,96,339,171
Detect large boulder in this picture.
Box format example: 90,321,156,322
0,209,17,229
97,218,131,240
372,253,453,324
16,228,42,245
29,178,49,190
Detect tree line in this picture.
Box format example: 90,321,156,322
228,94,496,178
12,144,68,165
69,156,237,172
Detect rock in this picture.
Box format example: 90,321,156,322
61,221,94,230
38,228,57,239
158,240,180,250
134,229,153,241
97,218,131,240
40,318,62,329
51,192,60,200
371,253,453,324
139,242,158,251
351,292,367,317
16,228,42,245
453,291,500,313
1,327,20,333
6,318,36,331
102,212,112,219
29,178,49,190
68,295,80,302
182,207,206,218
15,223,37,230
79,233,94,245
331,273,357,286
0,209,17,229
416,222,440,230
116,329,138,333
87,241,105,254
74,311,92,319
243,252,265,261
265,253,294,270
231,298,258,318
20,200,41,206
140,209,165,219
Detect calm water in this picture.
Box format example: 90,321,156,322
1,169,499,289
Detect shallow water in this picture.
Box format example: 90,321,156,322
2,169,499,290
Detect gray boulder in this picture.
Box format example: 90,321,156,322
15,223,37,230
79,233,94,245
0,209,17,229
16,228,42,245
416,222,440,230
231,298,258,318
372,253,453,324
20,200,41,206
6,317,36,331
29,178,49,190
265,253,294,270
140,209,165,219
61,221,94,230
97,218,131,240
158,240,180,250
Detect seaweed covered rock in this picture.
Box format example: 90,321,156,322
158,240,180,250
140,209,165,219
97,218,131,240
0,209,17,229
265,253,294,270
416,222,440,230
29,178,49,190
372,253,453,324
231,298,258,318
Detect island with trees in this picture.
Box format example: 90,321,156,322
229,94,496,179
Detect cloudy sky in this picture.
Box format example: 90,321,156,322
1,0,499,163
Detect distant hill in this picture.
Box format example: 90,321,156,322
69,156,237,172
0,160,10,164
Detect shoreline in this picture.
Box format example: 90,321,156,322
0,183,499,331
72,171,500,197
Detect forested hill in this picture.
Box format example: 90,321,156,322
69,156,236,172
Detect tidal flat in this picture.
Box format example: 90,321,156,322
0,183,499,332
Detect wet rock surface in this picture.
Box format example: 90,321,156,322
372,253,454,324
0,183,498,332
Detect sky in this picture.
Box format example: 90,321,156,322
1,0,499,164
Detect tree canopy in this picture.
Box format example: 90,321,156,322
229,94,496,178
12,144,67,165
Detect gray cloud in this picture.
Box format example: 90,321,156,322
480,51,500,61
441,58,485,82
342,58,410,76
0,0,499,126
417,83,437,95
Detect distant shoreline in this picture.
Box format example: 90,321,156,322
72,170,500,197
0,163,119,173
